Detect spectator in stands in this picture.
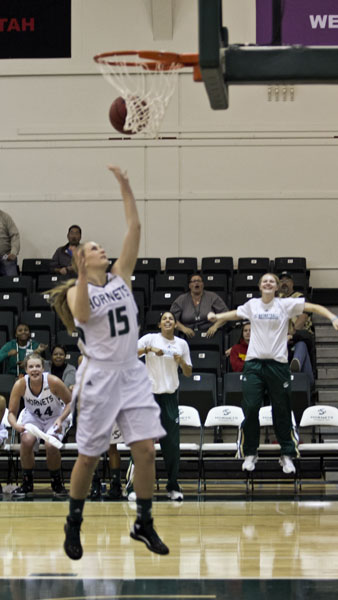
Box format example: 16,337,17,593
208,272,338,476
0,210,20,276
126,311,192,502
230,322,251,372
50,225,82,277
0,323,47,377
278,271,315,386
170,273,228,338
44,345,76,390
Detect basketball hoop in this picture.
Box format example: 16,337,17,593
93,50,200,137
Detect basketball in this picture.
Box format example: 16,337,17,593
109,96,149,134
109,96,131,134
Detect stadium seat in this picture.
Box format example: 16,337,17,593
0,312,15,340
201,257,233,277
27,293,51,311
0,276,33,297
187,330,224,354
190,350,221,378
233,273,261,291
165,257,197,275
231,290,260,309
143,310,163,332
150,290,181,311
20,310,56,347
56,330,79,351
36,274,68,292
0,374,16,401
237,257,270,273
130,273,151,307
0,292,24,318
21,258,52,278
178,372,217,425
274,257,307,274
134,258,161,277
154,273,188,292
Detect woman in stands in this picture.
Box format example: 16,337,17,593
126,311,192,502
0,323,47,377
208,272,338,475
44,345,76,390
48,165,169,560
8,352,72,497
230,322,251,373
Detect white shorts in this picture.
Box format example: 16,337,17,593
72,356,165,456
19,409,72,444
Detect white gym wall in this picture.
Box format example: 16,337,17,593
0,0,337,286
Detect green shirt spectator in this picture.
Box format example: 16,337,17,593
0,323,47,376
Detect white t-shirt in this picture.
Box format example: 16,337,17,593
138,333,192,394
237,296,305,363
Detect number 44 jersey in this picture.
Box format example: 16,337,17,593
74,273,139,363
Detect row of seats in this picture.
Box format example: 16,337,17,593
18,256,308,277
2,403,336,493
0,371,312,426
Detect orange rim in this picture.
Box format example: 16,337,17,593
93,50,201,80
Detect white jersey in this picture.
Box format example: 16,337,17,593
23,372,65,421
74,273,139,364
237,296,305,363
138,333,192,394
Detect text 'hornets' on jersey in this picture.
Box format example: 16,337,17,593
74,273,139,363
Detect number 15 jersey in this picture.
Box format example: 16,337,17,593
74,273,139,364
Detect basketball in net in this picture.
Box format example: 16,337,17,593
93,51,200,137
109,96,149,135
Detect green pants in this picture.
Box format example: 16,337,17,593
239,359,299,458
155,391,180,492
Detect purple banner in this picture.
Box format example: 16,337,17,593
256,0,338,45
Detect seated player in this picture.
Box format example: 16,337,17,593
8,353,72,498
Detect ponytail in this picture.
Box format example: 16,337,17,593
47,279,77,334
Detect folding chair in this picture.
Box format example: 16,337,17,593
298,405,338,488
201,405,246,490
165,257,197,275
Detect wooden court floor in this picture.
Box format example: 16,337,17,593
0,488,338,600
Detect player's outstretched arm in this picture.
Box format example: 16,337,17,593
304,302,338,330
109,166,141,287
208,309,240,325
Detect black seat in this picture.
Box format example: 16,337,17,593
187,330,223,354
56,330,79,351
178,372,217,425
237,257,270,273
150,290,181,311
190,349,221,378
20,310,56,346
274,257,307,273
36,274,68,292
0,374,16,401
233,273,261,291
133,290,145,328
232,290,260,309
0,292,24,318
29,330,51,356
134,258,161,277
0,312,15,340
154,273,188,292
130,273,150,307
290,373,311,425
21,258,52,279
201,257,233,276
143,310,163,332
27,292,51,311
222,373,244,407
0,276,33,297
165,257,197,275
64,350,81,368
203,273,228,296
287,272,309,294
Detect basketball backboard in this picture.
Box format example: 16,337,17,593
199,0,338,109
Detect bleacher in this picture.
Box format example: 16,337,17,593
0,254,337,494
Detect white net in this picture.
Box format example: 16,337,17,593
96,55,180,137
